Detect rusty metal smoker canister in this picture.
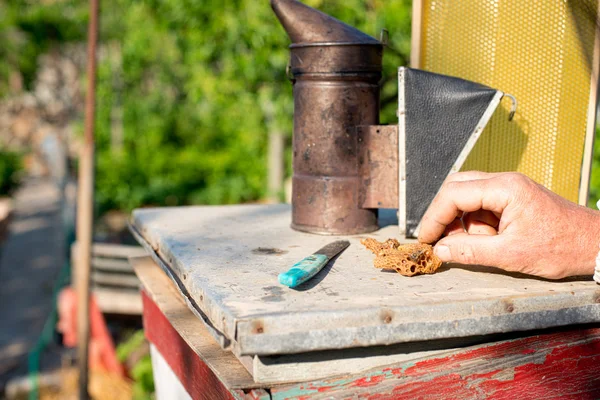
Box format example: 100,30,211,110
271,0,383,235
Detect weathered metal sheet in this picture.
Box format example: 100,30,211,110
357,125,398,208
131,204,600,356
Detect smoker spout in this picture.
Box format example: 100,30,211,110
270,0,380,45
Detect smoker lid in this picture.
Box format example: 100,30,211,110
271,0,381,46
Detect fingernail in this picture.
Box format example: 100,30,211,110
435,245,451,261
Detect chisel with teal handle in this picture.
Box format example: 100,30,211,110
278,240,350,288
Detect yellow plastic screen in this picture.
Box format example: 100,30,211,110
417,0,598,203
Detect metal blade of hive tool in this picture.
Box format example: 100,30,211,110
278,240,350,288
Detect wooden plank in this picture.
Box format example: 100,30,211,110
76,1,99,396
248,338,476,384
410,0,423,68
72,242,145,291
131,256,259,390
91,257,133,272
91,271,139,288
143,296,235,400
270,327,600,399
72,241,147,259
93,288,142,315
578,4,600,206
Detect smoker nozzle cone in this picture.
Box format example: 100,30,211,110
270,0,380,45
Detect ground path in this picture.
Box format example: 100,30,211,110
0,178,66,387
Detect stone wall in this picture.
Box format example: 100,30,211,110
0,44,86,177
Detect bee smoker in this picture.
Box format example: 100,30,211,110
272,0,383,235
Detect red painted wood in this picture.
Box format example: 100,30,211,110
272,328,600,399
385,328,600,399
143,285,600,399
57,287,125,376
142,290,235,400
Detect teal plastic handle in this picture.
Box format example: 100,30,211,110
278,254,329,288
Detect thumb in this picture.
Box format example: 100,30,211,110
434,233,508,267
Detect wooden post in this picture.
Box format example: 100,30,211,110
578,4,600,206
260,95,285,203
410,0,423,68
76,0,98,398
268,131,284,202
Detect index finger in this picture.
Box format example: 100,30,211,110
418,178,510,244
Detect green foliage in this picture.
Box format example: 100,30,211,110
0,0,88,95
116,330,155,399
130,355,154,400
92,0,412,213
6,0,600,214
116,329,146,361
1,0,412,213
0,150,22,195
589,127,600,208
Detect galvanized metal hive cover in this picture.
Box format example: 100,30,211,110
131,204,600,356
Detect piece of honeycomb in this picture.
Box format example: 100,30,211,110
361,238,442,276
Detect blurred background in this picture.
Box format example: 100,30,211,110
0,0,598,399
0,0,410,216
0,1,411,399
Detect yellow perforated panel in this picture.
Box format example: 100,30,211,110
419,0,598,203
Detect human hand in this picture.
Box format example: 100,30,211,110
417,171,600,279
